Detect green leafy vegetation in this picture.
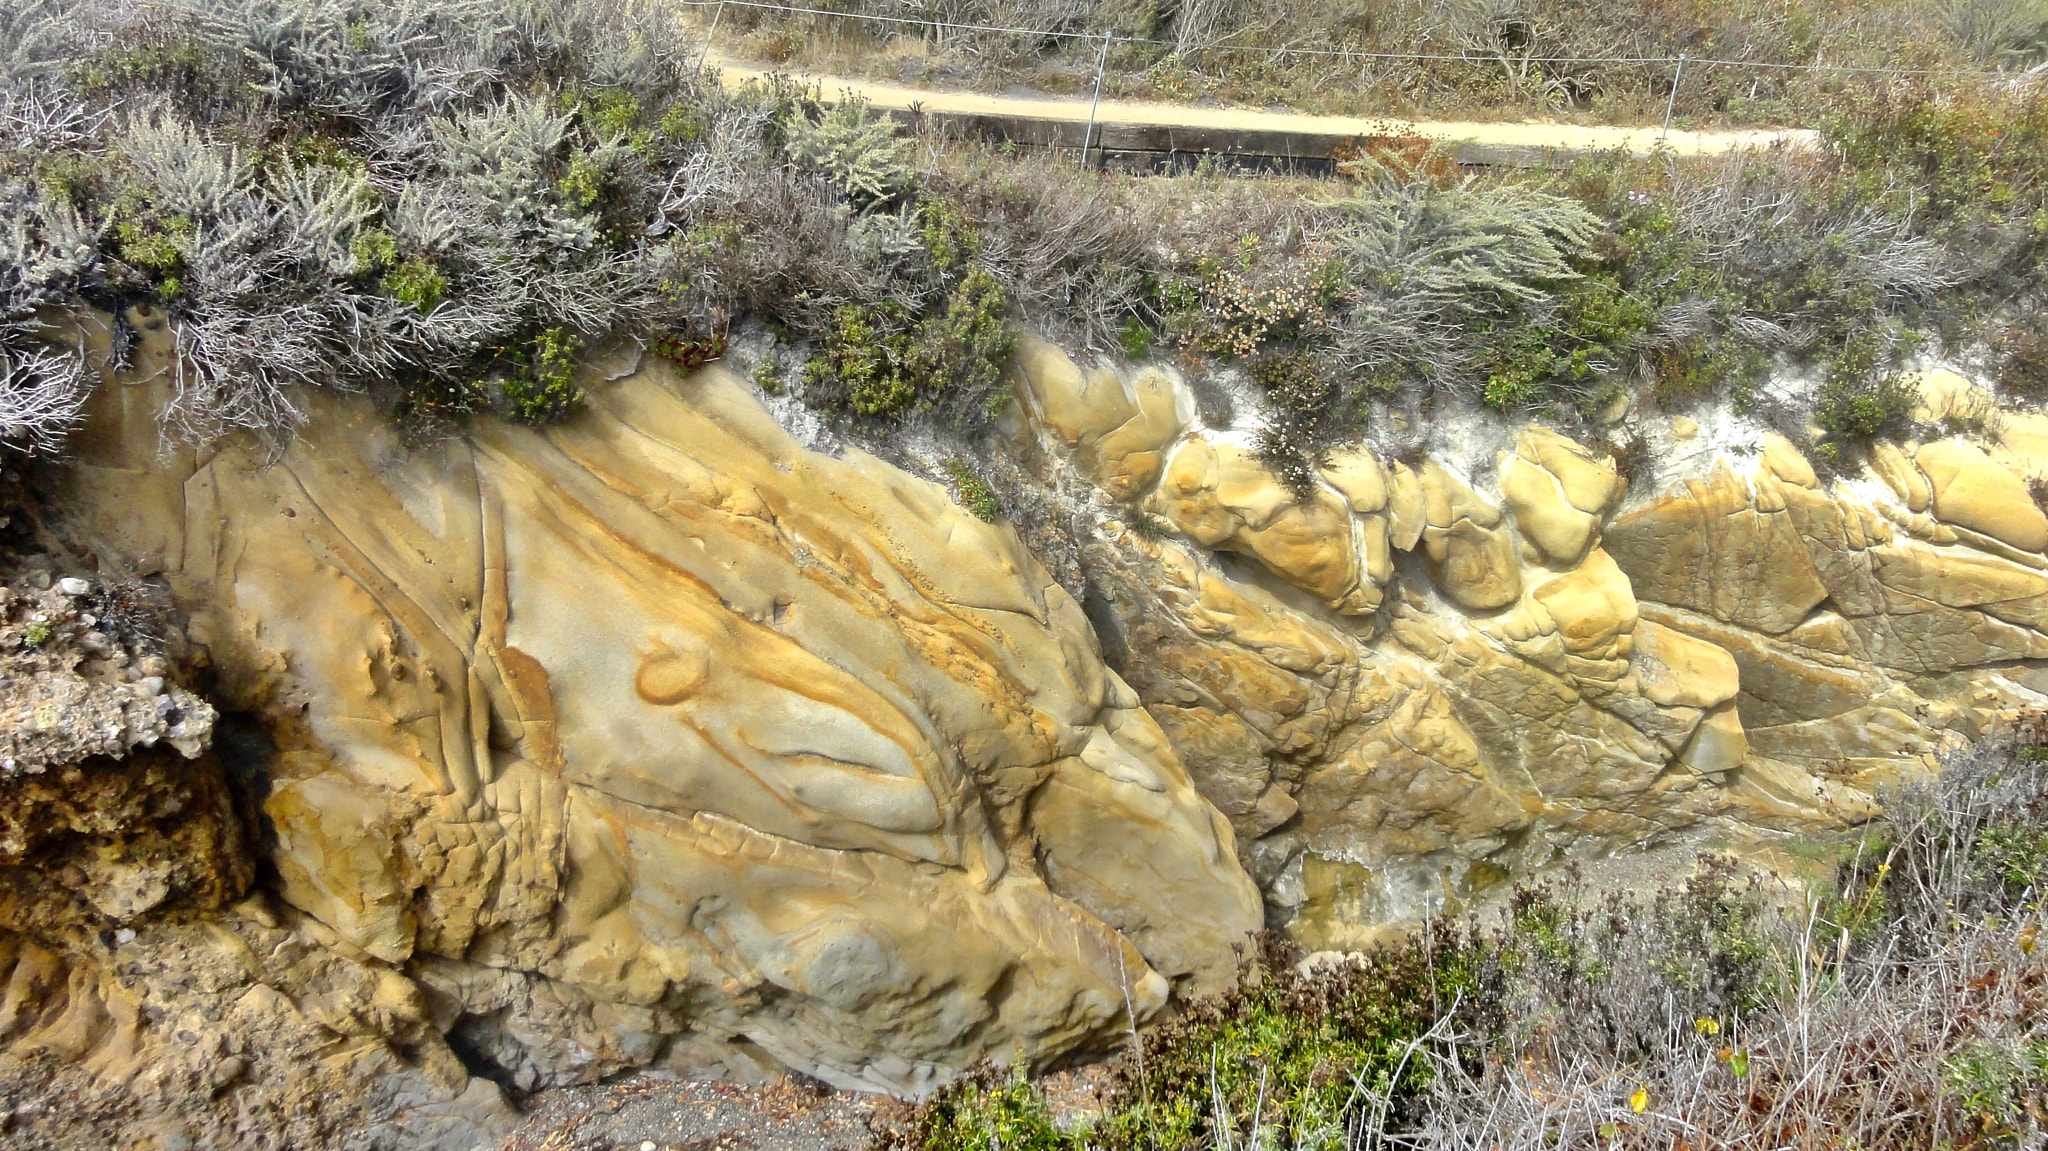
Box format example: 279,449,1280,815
943,457,1003,522
2,0,2045,477
502,327,585,425
0,0,1022,449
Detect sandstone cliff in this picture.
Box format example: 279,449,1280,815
4,319,2044,1146
6,318,1260,1145
1007,340,2038,948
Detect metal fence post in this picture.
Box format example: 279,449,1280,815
697,0,728,76
1662,52,1686,138
1080,29,1113,170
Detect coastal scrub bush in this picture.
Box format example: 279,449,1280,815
800,178,1017,432
781,98,918,206
1810,367,1919,467
0,0,1019,449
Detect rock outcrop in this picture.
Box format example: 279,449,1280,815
40,327,1260,1124
1014,337,2042,947
17,321,2048,1145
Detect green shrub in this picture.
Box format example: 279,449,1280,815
1118,316,1155,360
1826,83,2048,223
382,257,447,314
349,227,399,271
1158,234,1345,360
2002,329,2048,405
502,328,585,425
1942,1037,2048,1141
556,152,606,211
886,1064,1078,1151
918,197,980,274
1810,369,1917,466
943,458,1002,523
805,267,1014,426
651,330,729,372
19,620,52,649
114,214,193,298
781,99,917,206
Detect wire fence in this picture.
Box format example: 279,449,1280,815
674,0,2048,79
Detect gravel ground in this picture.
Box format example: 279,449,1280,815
495,1062,1120,1151
495,1075,892,1151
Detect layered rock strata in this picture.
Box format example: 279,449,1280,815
16,323,2048,1146
1013,343,2043,946
43,326,1261,1118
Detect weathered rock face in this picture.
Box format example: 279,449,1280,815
1014,337,2043,948
21,320,2048,1144
48,332,1260,1113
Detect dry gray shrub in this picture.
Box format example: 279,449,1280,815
1328,174,1602,399
1357,730,2048,1151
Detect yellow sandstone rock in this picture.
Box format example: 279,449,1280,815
1678,701,1748,776
1915,438,2048,552
1423,520,1521,611
1530,549,1638,657
1386,461,1427,551
1417,462,1521,609
1320,448,1389,513
1500,428,1623,567
1868,440,1932,513
1760,432,1819,489
1910,367,1996,425
1149,439,1374,613
1630,620,1740,710
62,355,1262,1093
1011,334,1191,499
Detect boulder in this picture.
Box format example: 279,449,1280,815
1011,335,1191,499
1500,428,1622,567
1416,462,1520,610
1386,461,1427,551
1916,439,2048,553
1605,463,1830,634
1678,701,1748,776
1423,519,1521,611
1149,439,1374,613
1320,448,1389,513
1630,619,1740,710
1760,432,1819,489
1530,549,1637,658
1910,367,1995,425
1868,440,1931,513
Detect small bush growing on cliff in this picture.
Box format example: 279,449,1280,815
943,457,1003,522
801,191,1017,431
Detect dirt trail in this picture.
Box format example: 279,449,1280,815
708,54,1819,158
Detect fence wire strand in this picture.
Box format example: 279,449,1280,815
675,0,2048,78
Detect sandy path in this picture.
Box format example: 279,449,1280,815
708,55,1818,157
